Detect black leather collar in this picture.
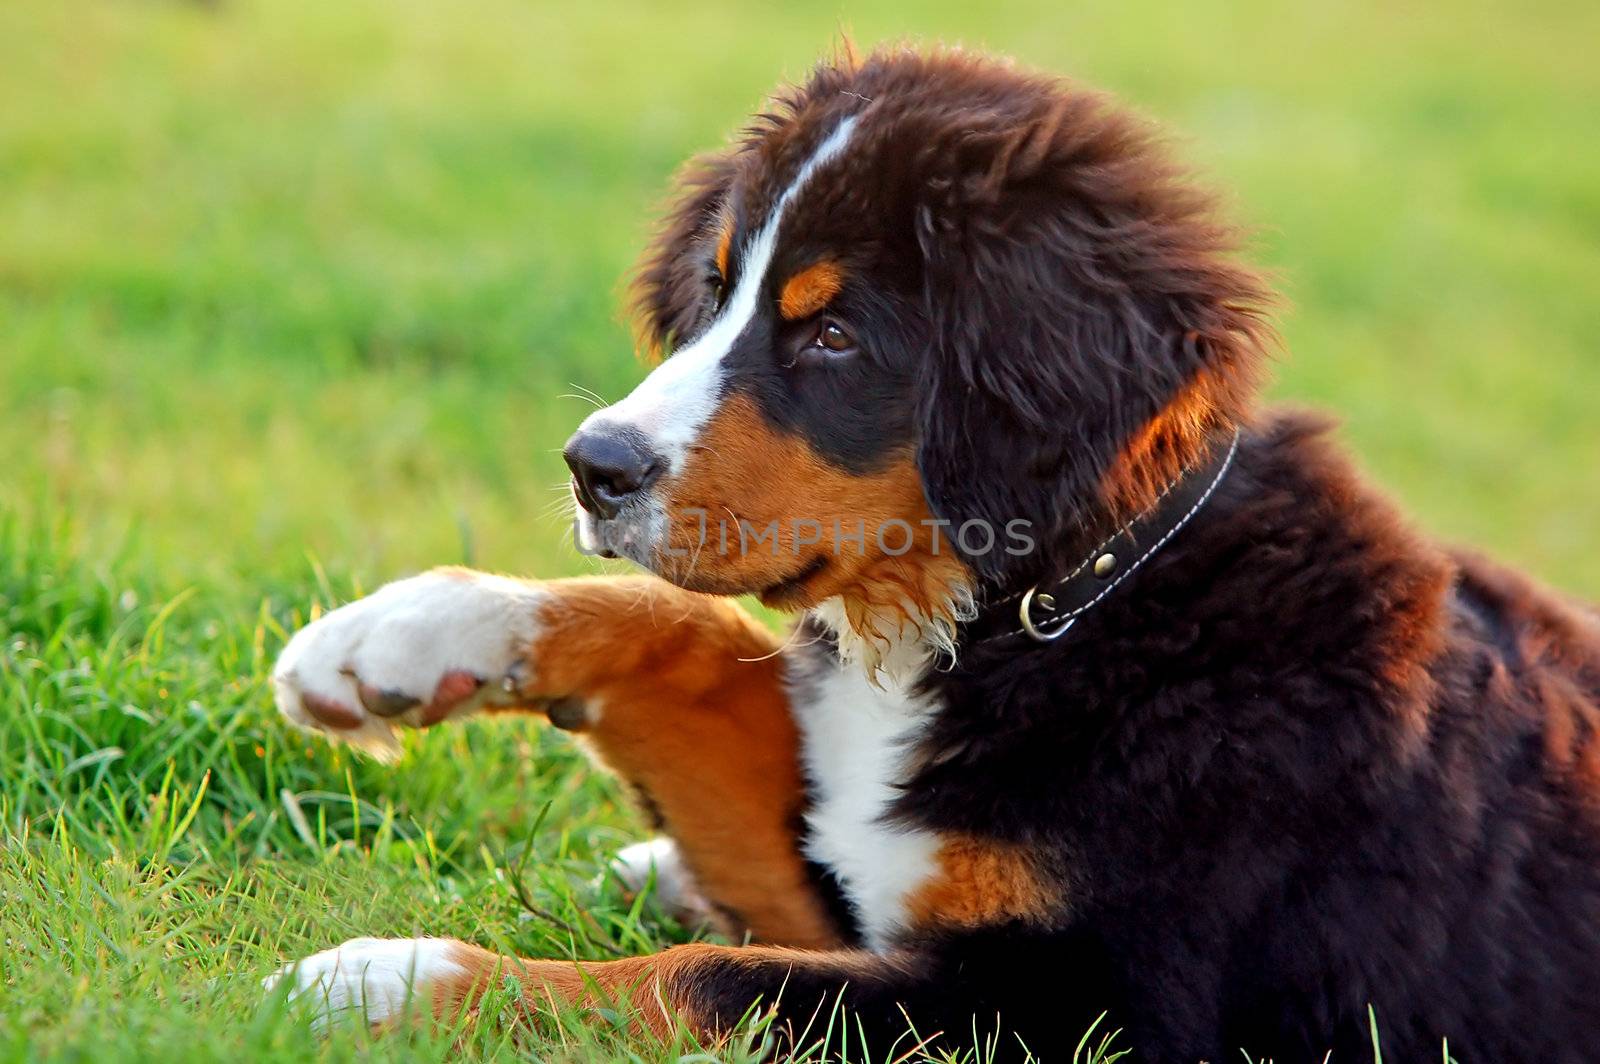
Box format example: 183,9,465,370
963,429,1241,647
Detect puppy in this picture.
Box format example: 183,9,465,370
266,46,1600,1062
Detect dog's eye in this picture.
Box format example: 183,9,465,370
708,274,726,309
813,320,855,355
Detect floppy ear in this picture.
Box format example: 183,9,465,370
629,149,739,358
911,96,1272,588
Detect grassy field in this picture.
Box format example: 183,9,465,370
1,0,1597,1059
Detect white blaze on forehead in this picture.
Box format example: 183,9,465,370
579,115,861,473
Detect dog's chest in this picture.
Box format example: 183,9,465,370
789,661,941,951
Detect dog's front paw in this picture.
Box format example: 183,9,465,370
264,937,472,1030
611,837,716,929
272,569,548,758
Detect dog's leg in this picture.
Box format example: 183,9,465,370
267,936,982,1055
272,568,842,948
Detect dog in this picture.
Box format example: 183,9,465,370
265,46,1600,1062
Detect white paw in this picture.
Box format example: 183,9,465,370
273,569,548,759
264,937,467,1030
611,837,714,927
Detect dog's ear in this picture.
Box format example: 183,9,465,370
911,93,1273,586
629,150,738,359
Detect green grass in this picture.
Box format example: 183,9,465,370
0,0,1596,1059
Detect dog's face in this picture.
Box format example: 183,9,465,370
568,49,1272,641
568,107,947,625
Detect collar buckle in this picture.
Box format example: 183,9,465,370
1018,585,1076,642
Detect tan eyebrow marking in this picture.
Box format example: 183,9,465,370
778,260,843,320
714,220,733,281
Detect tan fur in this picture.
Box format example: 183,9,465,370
904,835,1059,929
778,260,843,320
654,394,973,665
434,939,897,1045
434,940,689,1040
502,576,842,949
1100,364,1237,520
714,220,733,283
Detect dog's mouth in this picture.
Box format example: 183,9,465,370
571,502,655,566
756,554,831,609
574,497,836,606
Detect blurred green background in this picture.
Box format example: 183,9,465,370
4,0,1598,591
1,1,1596,1059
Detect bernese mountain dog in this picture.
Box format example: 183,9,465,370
266,45,1600,1062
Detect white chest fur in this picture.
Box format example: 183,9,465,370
790,654,942,952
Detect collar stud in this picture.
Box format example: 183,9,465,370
1093,553,1118,579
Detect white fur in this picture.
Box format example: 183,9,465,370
610,836,688,897
273,570,548,759
610,836,714,927
264,937,465,1030
811,595,975,687
791,618,942,951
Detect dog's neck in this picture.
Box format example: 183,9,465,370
806,428,1241,680
959,427,1243,649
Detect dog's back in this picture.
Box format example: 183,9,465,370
896,412,1600,1062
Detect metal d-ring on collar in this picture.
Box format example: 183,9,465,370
1014,429,1242,642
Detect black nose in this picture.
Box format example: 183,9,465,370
563,428,662,519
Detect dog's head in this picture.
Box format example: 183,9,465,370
567,47,1274,656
